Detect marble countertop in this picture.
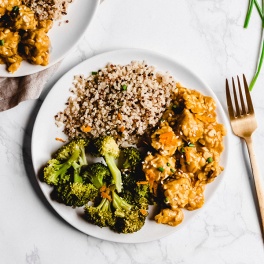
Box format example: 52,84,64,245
1,0,264,263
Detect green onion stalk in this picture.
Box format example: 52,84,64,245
244,0,264,91
244,0,263,28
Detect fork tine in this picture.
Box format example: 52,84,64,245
243,74,254,114
232,77,240,117
225,79,235,118
237,76,246,115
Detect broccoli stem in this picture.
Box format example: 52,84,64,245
95,197,111,212
112,190,133,211
50,148,81,183
55,163,71,179
73,170,83,183
123,159,130,170
72,161,83,183
101,198,111,211
79,145,88,166
104,153,122,193
68,146,81,163
97,198,106,209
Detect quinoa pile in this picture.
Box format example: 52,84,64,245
55,61,176,147
22,0,73,20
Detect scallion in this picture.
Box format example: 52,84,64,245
250,37,264,91
12,6,19,13
180,147,185,153
244,0,255,28
244,0,264,90
121,84,127,91
157,167,164,172
164,197,169,204
207,157,213,163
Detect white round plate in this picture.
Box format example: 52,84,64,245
0,0,100,77
31,48,229,243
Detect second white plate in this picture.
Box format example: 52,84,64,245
0,0,100,77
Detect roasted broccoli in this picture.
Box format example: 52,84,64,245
43,138,99,207
121,147,142,170
81,163,111,189
112,189,133,212
134,182,152,209
42,136,151,233
84,186,148,233
53,182,98,207
84,197,115,228
43,138,89,186
111,190,148,233
113,209,147,234
91,136,122,193
120,146,152,207
43,158,71,186
121,168,152,209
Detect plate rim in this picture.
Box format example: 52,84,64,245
31,48,230,243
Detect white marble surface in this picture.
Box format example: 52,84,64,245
1,0,264,263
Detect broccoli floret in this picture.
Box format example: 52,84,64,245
43,138,98,207
54,138,87,163
43,138,89,186
121,147,142,170
111,190,147,233
91,136,122,193
43,159,72,186
112,189,133,211
120,148,150,206
84,188,148,233
84,198,115,228
81,163,111,189
134,182,153,207
121,169,152,209
53,182,98,207
113,209,147,234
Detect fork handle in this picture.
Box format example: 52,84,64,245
245,136,264,235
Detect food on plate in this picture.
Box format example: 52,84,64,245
55,61,175,147
89,135,123,193
154,208,184,227
43,136,150,234
143,83,226,226
42,61,226,233
84,182,148,234
43,138,100,207
0,0,73,73
43,138,88,186
22,0,73,21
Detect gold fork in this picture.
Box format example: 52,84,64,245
226,74,264,236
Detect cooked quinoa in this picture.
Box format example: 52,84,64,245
55,61,177,147
22,0,73,21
